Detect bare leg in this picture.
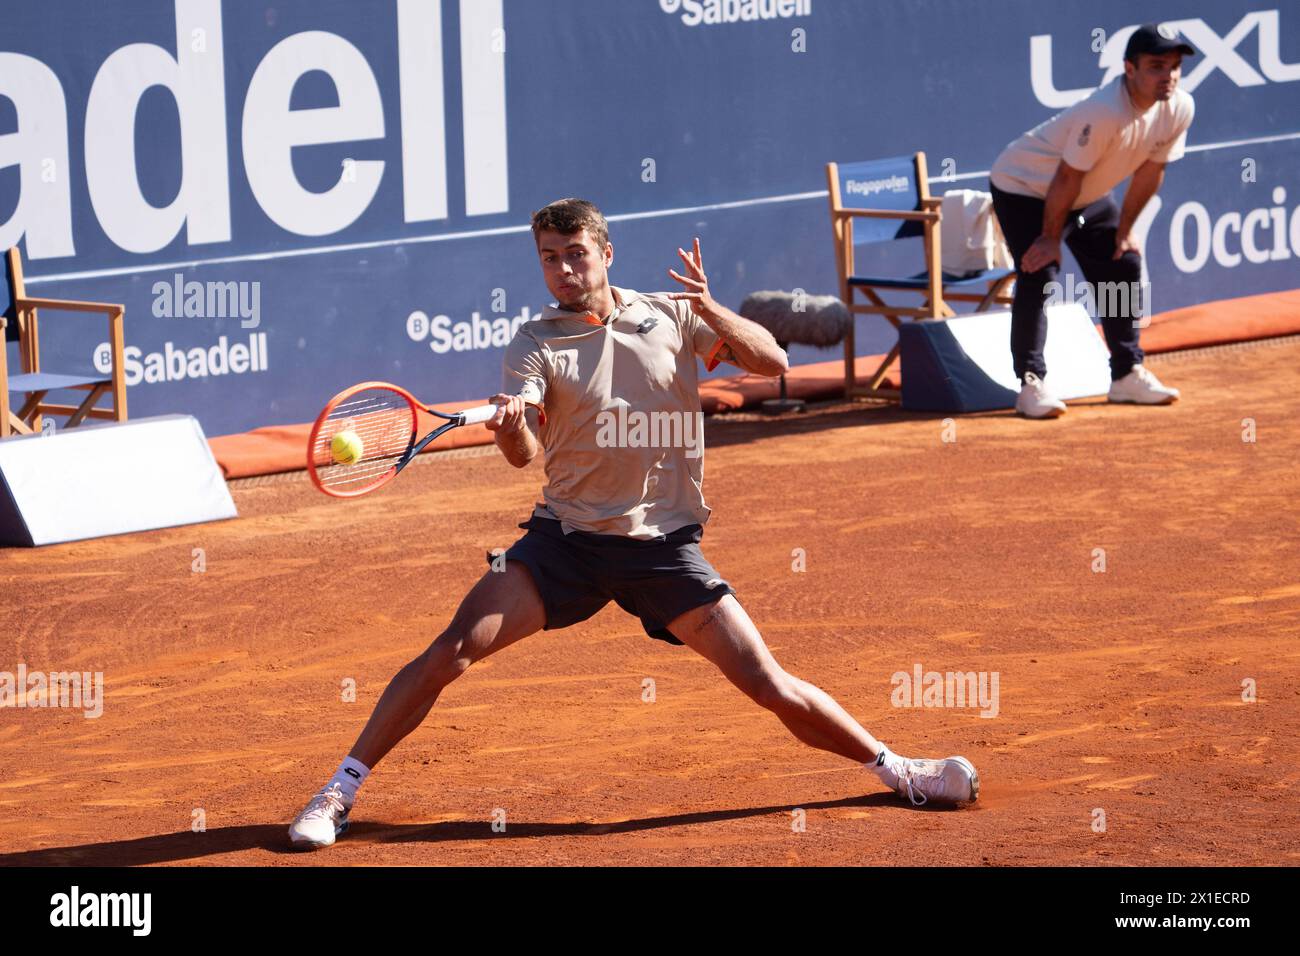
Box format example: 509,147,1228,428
667,594,882,764
349,560,545,769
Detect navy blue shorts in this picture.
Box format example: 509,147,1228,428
486,515,736,645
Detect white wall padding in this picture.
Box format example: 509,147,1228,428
0,415,237,547
900,303,1113,412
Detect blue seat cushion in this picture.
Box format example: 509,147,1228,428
849,267,1014,290
7,371,110,392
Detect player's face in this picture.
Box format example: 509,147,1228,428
536,228,613,313
1126,52,1183,103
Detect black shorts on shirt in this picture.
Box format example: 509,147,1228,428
486,515,736,645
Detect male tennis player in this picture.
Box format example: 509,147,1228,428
990,23,1195,418
288,199,978,849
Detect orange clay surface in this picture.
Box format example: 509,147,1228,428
2,338,1298,866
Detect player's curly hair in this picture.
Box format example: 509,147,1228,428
531,198,609,249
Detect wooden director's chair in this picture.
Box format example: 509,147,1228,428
2,247,127,438
826,152,1015,400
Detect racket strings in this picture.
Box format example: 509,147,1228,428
311,390,417,490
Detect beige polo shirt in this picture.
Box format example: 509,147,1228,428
502,286,730,540
991,77,1194,207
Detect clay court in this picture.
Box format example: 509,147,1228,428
2,337,1297,867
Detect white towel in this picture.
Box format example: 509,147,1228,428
940,189,1014,275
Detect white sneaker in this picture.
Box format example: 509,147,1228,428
1015,371,1066,419
288,782,352,850
1108,365,1180,405
877,752,980,807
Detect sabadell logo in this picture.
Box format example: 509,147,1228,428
657,0,812,28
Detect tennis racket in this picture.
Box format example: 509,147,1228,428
307,381,545,498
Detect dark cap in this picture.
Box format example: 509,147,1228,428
1125,23,1197,62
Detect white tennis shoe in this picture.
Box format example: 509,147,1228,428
1015,372,1066,419
1108,365,1180,405
876,753,980,807
288,782,352,850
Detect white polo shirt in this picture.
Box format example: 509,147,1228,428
990,77,1194,207
502,286,730,540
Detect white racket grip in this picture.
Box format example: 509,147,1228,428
460,403,500,426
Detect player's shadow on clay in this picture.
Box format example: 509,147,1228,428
362,792,965,849
0,793,962,865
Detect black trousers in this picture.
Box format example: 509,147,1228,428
990,182,1144,382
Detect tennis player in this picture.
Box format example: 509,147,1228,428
990,23,1195,418
289,199,979,849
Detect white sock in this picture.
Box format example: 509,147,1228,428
868,745,902,780
327,756,370,805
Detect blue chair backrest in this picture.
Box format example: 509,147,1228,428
836,156,923,244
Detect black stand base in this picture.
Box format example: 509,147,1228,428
761,398,805,415
762,361,805,415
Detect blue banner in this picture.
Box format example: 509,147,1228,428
3,0,1297,435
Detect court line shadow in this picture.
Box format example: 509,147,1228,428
702,391,1118,450
0,792,960,865
702,400,1015,449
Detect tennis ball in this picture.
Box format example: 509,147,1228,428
331,429,364,465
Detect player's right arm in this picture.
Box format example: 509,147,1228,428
496,328,548,468
1022,161,1086,273
488,397,542,468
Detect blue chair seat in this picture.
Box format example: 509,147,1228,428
7,371,110,392
849,267,1014,290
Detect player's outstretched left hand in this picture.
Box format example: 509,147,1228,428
667,237,719,319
